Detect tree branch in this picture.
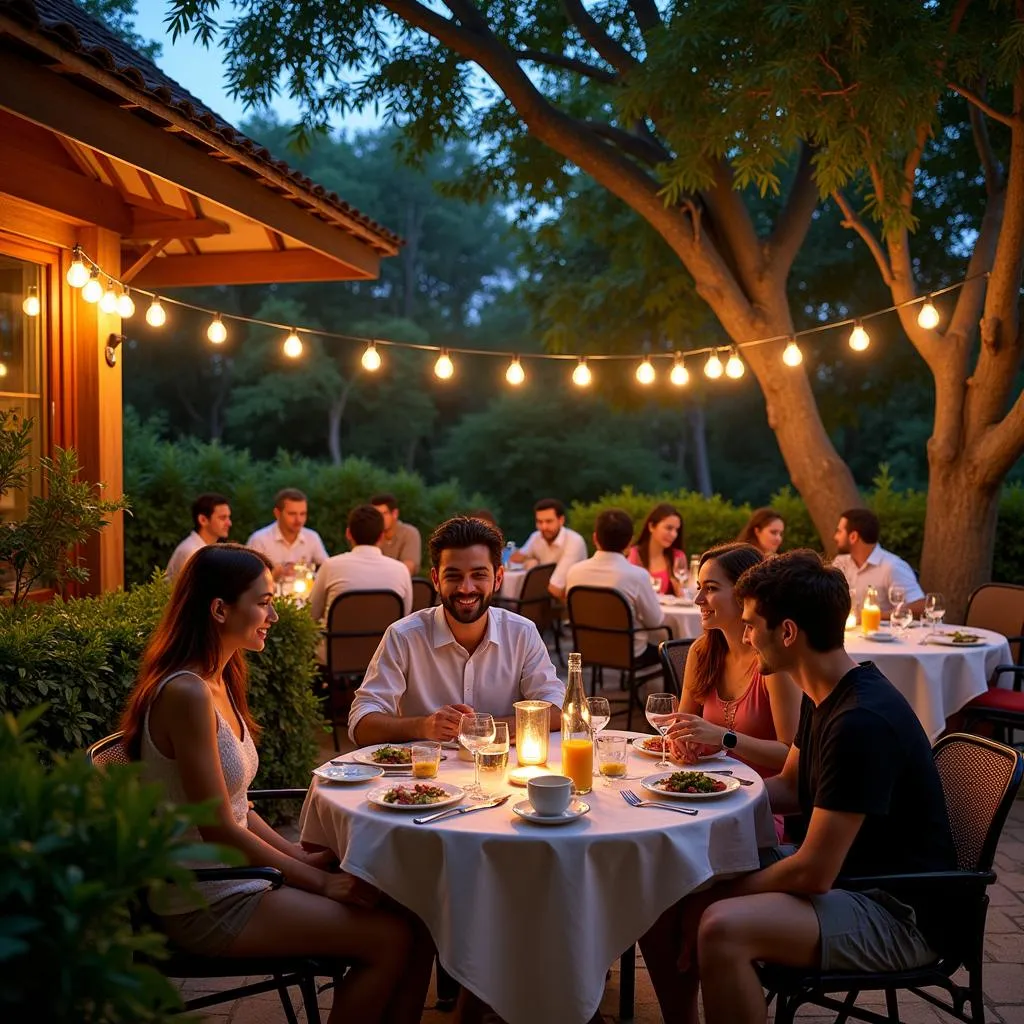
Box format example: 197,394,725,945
581,119,672,167
832,190,893,286
900,123,930,211
516,49,618,85
766,143,820,274
968,90,1005,193
627,0,661,34
948,83,1018,128
561,0,638,75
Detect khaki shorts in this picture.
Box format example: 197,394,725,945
760,846,937,973
159,889,267,957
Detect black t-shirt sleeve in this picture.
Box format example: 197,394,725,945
793,694,813,751
813,708,899,816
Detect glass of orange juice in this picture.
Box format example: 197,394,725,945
411,741,442,779
596,734,628,786
561,737,594,794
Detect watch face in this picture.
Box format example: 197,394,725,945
723,731,738,749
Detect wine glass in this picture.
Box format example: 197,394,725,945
890,602,913,640
587,696,611,776
924,593,946,636
673,561,689,594
645,692,679,770
887,584,907,609
459,712,496,799
650,574,662,594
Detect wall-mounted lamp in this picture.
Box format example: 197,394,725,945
105,332,126,367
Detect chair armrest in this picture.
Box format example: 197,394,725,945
193,866,285,889
248,788,310,802
992,664,1024,693
836,870,995,890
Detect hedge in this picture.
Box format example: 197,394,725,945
0,579,321,792
123,409,488,586
568,468,1024,582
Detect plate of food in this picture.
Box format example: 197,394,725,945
641,770,741,799
366,781,464,811
630,736,727,762
928,631,987,647
352,744,424,767
312,763,384,783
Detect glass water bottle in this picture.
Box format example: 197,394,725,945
561,652,593,795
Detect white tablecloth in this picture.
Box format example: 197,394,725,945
300,732,776,1024
658,596,704,639
499,567,529,600
845,625,1011,738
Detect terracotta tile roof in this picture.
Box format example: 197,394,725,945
0,0,402,252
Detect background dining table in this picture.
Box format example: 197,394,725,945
300,732,777,1024
657,594,703,639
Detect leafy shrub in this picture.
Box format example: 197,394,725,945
124,408,487,585
0,707,214,1022
0,580,321,792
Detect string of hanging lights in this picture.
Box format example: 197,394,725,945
26,244,984,389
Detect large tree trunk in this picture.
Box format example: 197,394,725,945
327,379,356,465
687,404,713,497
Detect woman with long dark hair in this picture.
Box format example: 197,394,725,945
628,502,687,595
122,544,431,1024
736,506,785,555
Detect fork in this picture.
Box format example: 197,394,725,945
621,790,698,815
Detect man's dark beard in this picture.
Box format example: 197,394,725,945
441,588,495,625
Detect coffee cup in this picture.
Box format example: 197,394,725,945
528,774,573,816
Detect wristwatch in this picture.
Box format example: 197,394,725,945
722,730,738,750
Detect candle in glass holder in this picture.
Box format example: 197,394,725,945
514,700,551,765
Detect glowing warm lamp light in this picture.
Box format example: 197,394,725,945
207,316,227,344
572,357,592,387
361,341,382,371
848,322,870,352
81,272,103,304
783,339,803,367
66,250,90,289
116,288,135,319
505,356,525,386
283,330,303,359
0,362,7,378
917,298,940,330
509,700,552,785
725,348,745,379
434,350,454,379
704,349,724,379
292,576,308,595
635,357,656,385
99,283,118,314
670,354,690,387
22,287,40,317
146,298,166,327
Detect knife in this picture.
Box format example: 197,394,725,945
413,794,510,825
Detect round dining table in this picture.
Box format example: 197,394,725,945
300,732,777,1024
657,594,703,639
499,565,530,601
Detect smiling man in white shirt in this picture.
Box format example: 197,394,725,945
508,497,588,600
166,492,231,580
246,488,329,580
349,516,565,745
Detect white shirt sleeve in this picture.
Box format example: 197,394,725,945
550,532,587,591
517,627,566,707
888,554,925,603
634,573,666,631
308,566,329,623
518,531,540,559
348,628,410,741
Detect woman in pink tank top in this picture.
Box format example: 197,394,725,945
664,544,802,839
627,502,688,595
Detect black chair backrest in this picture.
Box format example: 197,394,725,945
659,638,695,696
411,576,436,612
567,585,636,672
932,732,1024,872
512,563,557,629
965,582,1024,663
86,730,130,767
326,589,404,675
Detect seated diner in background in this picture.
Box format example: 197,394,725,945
831,507,925,617
736,506,785,555
121,543,433,1024
349,516,565,746
370,492,422,575
627,502,688,596
508,497,587,600
640,550,955,1024
165,492,231,581
245,487,329,580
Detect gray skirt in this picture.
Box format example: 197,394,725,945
159,889,268,957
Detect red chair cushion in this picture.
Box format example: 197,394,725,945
964,688,1024,714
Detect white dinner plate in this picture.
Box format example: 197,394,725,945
862,631,897,643
926,635,988,647
512,799,590,825
366,781,465,811
640,771,741,799
352,744,449,767
630,736,727,762
312,763,384,783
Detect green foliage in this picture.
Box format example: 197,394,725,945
0,411,129,603
79,0,163,62
0,707,211,1022
0,581,320,793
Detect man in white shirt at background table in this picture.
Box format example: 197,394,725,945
246,487,329,580
509,497,588,600
165,492,231,580
349,516,565,746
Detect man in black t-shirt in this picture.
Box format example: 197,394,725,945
639,550,955,1024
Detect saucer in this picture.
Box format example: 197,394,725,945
313,763,385,783
863,631,896,643
512,799,590,825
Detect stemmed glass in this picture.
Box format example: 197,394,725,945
459,712,496,799
650,575,662,594
888,584,907,610
890,602,913,640
587,697,611,775
673,562,689,595
924,593,946,637
645,692,679,770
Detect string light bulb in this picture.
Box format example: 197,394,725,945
207,315,227,345
66,248,90,288
725,347,745,379
0,362,7,377
22,286,40,317
145,298,166,327
361,341,382,371
434,350,454,379
99,281,118,314
116,287,135,319
635,357,656,385
505,356,525,386
704,349,724,379
81,271,103,304
917,296,940,330
670,353,690,387
848,321,870,352
283,330,303,359
782,338,803,367
572,357,592,387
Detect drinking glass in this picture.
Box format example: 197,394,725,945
411,741,442,779
650,575,662,594
924,593,946,636
673,562,689,590
888,584,907,609
596,733,628,786
890,603,913,640
459,712,496,798
587,696,611,776
477,722,509,795
645,692,679,769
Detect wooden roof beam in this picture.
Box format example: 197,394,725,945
131,249,374,287
124,216,230,241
